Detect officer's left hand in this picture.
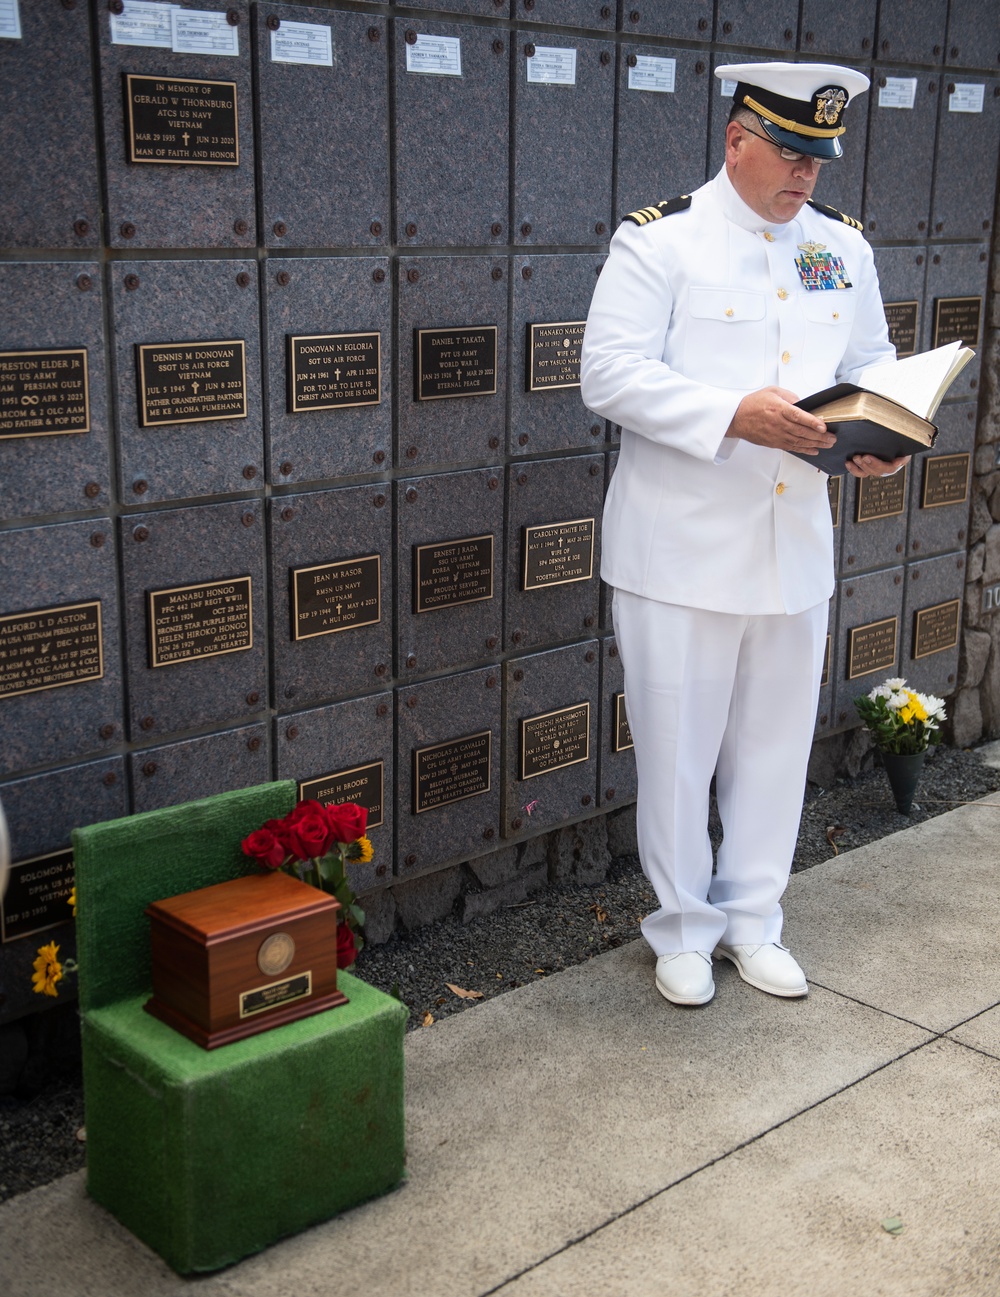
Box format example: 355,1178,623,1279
845,453,911,480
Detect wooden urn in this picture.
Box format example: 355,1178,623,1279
144,871,348,1049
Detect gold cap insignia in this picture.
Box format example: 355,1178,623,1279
814,87,847,126
797,241,827,255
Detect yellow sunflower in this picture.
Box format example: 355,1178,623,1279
356,836,374,863
32,942,64,998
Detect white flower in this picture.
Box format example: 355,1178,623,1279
869,683,893,701
921,693,947,722
884,677,907,691
885,692,907,711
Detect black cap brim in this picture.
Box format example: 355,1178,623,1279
757,115,843,160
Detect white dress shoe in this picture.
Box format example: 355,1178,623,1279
655,951,715,1006
713,942,808,998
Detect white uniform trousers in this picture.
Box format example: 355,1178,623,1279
612,589,827,956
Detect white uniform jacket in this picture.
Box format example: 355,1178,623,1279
581,167,895,616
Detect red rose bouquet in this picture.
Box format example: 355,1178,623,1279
242,799,372,968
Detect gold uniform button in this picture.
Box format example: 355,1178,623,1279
832,310,840,319
763,231,775,242
777,288,788,300
781,350,791,364
725,307,734,317
776,482,786,495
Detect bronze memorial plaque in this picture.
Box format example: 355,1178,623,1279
913,599,961,659
526,321,587,391
413,326,497,400
0,348,89,439
148,577,252,668
521,702,591,780
124,74,239,166
922,453,970,509
882,301,919,358
613,692,633,753
821,634,831,688
288,333,381,412
291,555,380,640
856,467,907,523
1,849,75,944
847,617,898,680
0,601,103,700
241,972,312,1019
298,761,385,829
932,296,982,350
522,518,595,591
413,535,494,614
136,340,247,426
827,474,841,528
414,730,492,814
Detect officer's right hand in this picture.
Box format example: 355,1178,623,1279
727,387,836,455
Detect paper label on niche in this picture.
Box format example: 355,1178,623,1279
110,0,178,48
405,34,462,77
628,56,676,94
0,0,21,40
949,83,985,113
527,47,577,86
271,20,333,67
878,78,917,109
171,7,239,57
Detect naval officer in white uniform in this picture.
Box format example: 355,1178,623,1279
581,62,903,1006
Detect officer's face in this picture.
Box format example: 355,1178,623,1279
725,121,822,224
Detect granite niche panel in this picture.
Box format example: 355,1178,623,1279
505,454,604,652
273,692,393,895
502,641,600,838
395,667,502,876
907,403,975,561
110,258,263,503
715,0,798,52
405,0,503,14
393,19,508,248
0,262,111,520
863,69,938,240
798,0,877,61
130,723,269,815
395,468,504,679
514,32,614,246
510,255,606,458
832,566,905,730
872,247,928,360
118,500,267,742
945,0,1000,71
0,519,122,777
514,0,614,29
598,636,637,811
618,0,714,42
841,463,910,575
901,551,965,699
264,257,391,486
875,0,948,66
0,758,127,864
255,5,388,250
0,0,100,249
269,484,393,709
922,242,990,399
614,46,710,228
396,256,507,469
97,0,255,250
930,76,1000,241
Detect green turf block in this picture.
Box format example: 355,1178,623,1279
83,975,407,1274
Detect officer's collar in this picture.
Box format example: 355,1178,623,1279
714,166,795,240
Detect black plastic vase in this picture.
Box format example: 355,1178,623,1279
881,751,926,815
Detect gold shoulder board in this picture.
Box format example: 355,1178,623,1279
806,200,864,232
623,195,692,227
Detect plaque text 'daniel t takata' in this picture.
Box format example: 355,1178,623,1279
414,731,492,814
124,75,239,166
148,577,252,668
414,326,497,400
521,702,591,780
0,601,103,700
136,340,247,426
0,348,90,439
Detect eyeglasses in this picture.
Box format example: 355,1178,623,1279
740,124,833,165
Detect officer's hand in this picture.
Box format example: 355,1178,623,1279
845,453,911,480
727,387,836,455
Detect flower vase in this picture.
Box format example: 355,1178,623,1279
881,750,926,815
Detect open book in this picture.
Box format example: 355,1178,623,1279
790,341,974,475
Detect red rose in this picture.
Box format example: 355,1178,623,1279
336,921,357,969
325,802,367,843
287,800,328,824
282,811,334,861
241,828,286,870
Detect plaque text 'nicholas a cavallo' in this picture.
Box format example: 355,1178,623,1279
124,74,239,166
0,601,103,700
526,322,586,391
414,731,492,814
856,467,906,523
521,702,591,780
414,326,497,400
1,849,75,944
148,577,252,668
292,556,380,640
522,518,595,591
922,454,970,509
414,535,494,614
847,617,898,680
913,599,961,659
0,349,89,439
136,340,247,426
288,333,380,412
298,761,385,830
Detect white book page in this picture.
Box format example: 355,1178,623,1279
858,341,964,418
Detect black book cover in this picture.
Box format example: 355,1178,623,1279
788,383,937,476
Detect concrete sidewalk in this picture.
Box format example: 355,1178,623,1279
2,794,999,1297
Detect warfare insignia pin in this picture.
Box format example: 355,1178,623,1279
814,86,847,126
797,241,827,255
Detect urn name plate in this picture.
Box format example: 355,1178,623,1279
0,601,103,700
413,535,494,613
521,702,590,779
526,321,586,391
148,577,252,668
613,693,633,753
414,730,492,814
882,301,919,357
299,760,385,829
856,470,906,523
847,616,898,679
932,296,982,350
124,74,239,166
136,340,247,426
922,454,970,508
827,475,841,528
913,599,960,659
288,333,381,412
0,349,89,439
292,556,380,640
0,849,75,944
414,326,497,400
145,872,347,1050
522,518,595,590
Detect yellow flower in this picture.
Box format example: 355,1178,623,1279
68,886,77,917
900,691,928,726
31,942,63,998
356,836,374,863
